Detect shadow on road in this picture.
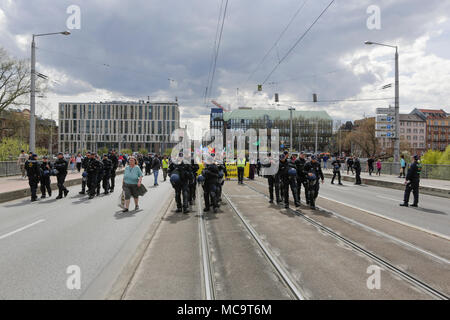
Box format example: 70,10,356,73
3,199,31,208
413,207,448,215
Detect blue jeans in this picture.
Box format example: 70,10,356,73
153,170,159,185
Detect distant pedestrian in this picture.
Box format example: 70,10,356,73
354,157,361,185
152,154,161,186
17,150,29,179
400,155,421,207
399,154,406,178
367,156,375,176
76,153,83,172
346,156,354,175
162,155,169,181
70,155,76,173
376,159,382,176
323,155,329,169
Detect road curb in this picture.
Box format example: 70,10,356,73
0,171,124,203
323,173,450,199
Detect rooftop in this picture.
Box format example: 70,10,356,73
223,109,332,121
399,114,424,121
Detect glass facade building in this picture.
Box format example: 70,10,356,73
58,101,180,154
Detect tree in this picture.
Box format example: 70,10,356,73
0,48,32,112
121,148,133,156
345,118,380,157
438,145,450,165
98,146,109,156
139,148,148,155
0,137,28,161
421,149,441,164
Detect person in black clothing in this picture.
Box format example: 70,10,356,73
279,152,299,209
102,154,113,194
346,156,354,174
80,151,91,195
256,159,261,177
86,153,101,199
294,153,308,204
95,154,104,196
304,156,324,209
144,154,152,176
108,150,119,192
216,160,227,204
168,153,191,213
40,156,53,198
25,154,41,202
54,152,69,199
202,154,220,213
367,156,375,176
262,153,281,204
189,158,200,205
354,157,362,185
331,157,343,185
400,155,421,207
137,154,144,172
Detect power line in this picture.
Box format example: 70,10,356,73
285,97,394,103
245,0,309,84
206,0,229,103
262,0,335,85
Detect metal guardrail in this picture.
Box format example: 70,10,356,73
320,160,450,181
0,161,22,177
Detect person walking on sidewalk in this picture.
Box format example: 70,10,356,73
354,157,362,185
162,155,169,181
399,154,407,178
367,156,375,176
76,153,82,172
70,155,76,173
17,150,29,179
151,154,161,186
237,156,246,184
400,155,421,207
376,159,382,176
346,156,354,175
331,157,343,185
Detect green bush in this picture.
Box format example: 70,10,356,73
422,149,443,164
0,137,29,161
438,145,450,165
139,148,148,155
121,148,133,156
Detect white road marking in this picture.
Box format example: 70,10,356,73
376,195,400,202
0,219,45,240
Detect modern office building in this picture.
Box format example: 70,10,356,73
410,108,449,151
58,101,180,154
212,107,333,152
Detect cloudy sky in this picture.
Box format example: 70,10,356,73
1,0,449,137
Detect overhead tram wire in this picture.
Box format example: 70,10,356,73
206,0,229,103
245,0,309,85
204,0,225,105
285,97,394,103
261,0,335,85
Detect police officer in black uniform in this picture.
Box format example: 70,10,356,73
189,158,200,206
80,152,90,195
216,159,227,204
108,150,119,192
354,156,362,185
95,154,104,196
304,155,324,209
25,153,41,202
294,153,308,204
86,152,101,199
400,155,421,207
54,152,69,199
144,153,152,176
102,154,113,195
40,156,53,198
331,156,343,185
168,152,191,214
202,154,220,213
279,152,299,209
262,152,281,204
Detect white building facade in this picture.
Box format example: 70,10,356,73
58,101,180,154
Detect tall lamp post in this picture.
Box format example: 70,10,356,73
30,31,70,152
288,106,295,152
365,41,399,163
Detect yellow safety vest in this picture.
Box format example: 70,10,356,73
237,158,246,168
162,159,169,169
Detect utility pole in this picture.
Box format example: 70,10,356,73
315,119,318,154
394,47,400,163
48,113,53,156
289,107,295,152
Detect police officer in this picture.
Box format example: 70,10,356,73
354,156,362,185
54,152,69,199
331,156,343,185
304,155,324,209
202,154,220,213
294,152,308,204
168,152,191,214
25,154,41,202
95,154,104,196
86,152,101,199
216,159,227,204
262,152,281,204
279,152,299,209
108,150,119,192
400,155,421,207
144,153,152,176
80,152,90,195
189,158,200,205
346,156,354,175
237,156,246,184
102,154,113,195
40,156,53,198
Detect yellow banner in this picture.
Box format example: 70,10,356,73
197,163,250,178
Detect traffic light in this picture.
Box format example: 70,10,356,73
274,93,279,102
313,93,318,103
257,84,262,91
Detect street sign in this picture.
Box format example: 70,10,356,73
376,115,395,122
376,107,395,114
376,123,395,130
375,131,396,138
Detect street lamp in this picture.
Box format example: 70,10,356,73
30,31,70,152
365,40,400,163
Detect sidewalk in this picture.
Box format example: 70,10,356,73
322,168,450,198
0,169,124,203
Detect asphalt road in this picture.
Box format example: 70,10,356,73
0,175,172,299
317,178,450,238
